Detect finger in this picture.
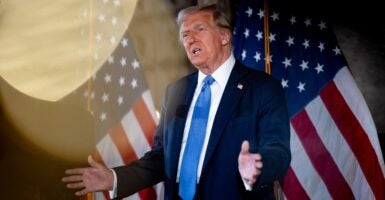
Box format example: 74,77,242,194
253,153,262,161
88,155,103,169
240,140,250,155
75,188,89,196
255,161,263,169
65,168,87,175
66,181,85,189
62,175,83,183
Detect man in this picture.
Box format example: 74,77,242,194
63,4,291,200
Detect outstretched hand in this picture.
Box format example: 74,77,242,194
238,140,263,186
62,155,114,196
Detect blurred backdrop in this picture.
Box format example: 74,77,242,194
0,0,383,199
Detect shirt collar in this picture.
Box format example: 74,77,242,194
197,53,235,89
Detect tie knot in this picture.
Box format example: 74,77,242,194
203,75,215,86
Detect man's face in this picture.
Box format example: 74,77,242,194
180,11,229,74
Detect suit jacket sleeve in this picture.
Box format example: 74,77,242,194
252,75,291,191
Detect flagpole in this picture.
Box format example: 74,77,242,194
83,0,94,200
263,0,271,75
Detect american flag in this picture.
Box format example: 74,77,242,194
232,1,385,199
62,0,164,199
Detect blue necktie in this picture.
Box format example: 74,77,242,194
179,75,215,200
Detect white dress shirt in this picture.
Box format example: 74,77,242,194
176,54,235,183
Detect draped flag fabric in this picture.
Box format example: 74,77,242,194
233,1,385,199
62,1,164,200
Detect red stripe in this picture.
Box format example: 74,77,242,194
281,167,310,200
292,110,355,199
109,122,158,200
320,82,385,200
109,123,137,164
132,96,156,146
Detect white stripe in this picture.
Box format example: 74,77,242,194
143,90,159,124
154,182,165,200
305,96,375,200
96,134,124,168
334,67,385,175
289,125,332,200
121,111,151,158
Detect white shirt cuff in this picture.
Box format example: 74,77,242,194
108,169,118,199
241,177,253,191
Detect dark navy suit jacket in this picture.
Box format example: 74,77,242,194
113,61,291,200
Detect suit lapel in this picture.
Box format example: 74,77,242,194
168,73,197,180
202,62,249,170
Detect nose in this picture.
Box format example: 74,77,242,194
184,34,196,46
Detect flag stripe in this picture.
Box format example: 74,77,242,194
306,96,375,199
132,96,157,146
143,90,159,124
292,110,355,199
334,68,385,169
109,123,138,164
289,125,332,199
280,167,310,200
320,81,385,200
121,111,151,159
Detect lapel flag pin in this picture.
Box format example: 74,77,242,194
237,83,243,90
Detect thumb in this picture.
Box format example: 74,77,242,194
88,155,103,169
240,140,250,155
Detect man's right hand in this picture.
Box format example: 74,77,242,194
62,155,114,196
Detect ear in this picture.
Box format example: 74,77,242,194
220,29,231,45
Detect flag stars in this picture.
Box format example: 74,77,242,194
264,54,273,63
117,96,124,106
120,57,127,67
93,52,99,60
101,93,109,103
243,28,250,38
131,79,138,89
241,50,247,60
282,57,292,68
255,31,263,41
98,14,106,23
257,9,264,19
289,16,297,25
108,55,114,64
95,33,102,42
113,0,121,7
254,51,261,62
83,90,89,98
269,33,277,42
112,17,118,26
131,59,140,69
121,38,128,48
315,63,324,74
246,7,253,17
119,76,125,87
110,36,116,44
333,46,342,55
318,42,325,52
104,74,112,84
281,79,289,88
286,36,294,46
99,112,107,122
270,12,279,21
304,18,312,27
302,39,310,49
299,60,309,71
297,82,306,93
318,21,327,30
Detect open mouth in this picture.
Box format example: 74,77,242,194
192,48,201,54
